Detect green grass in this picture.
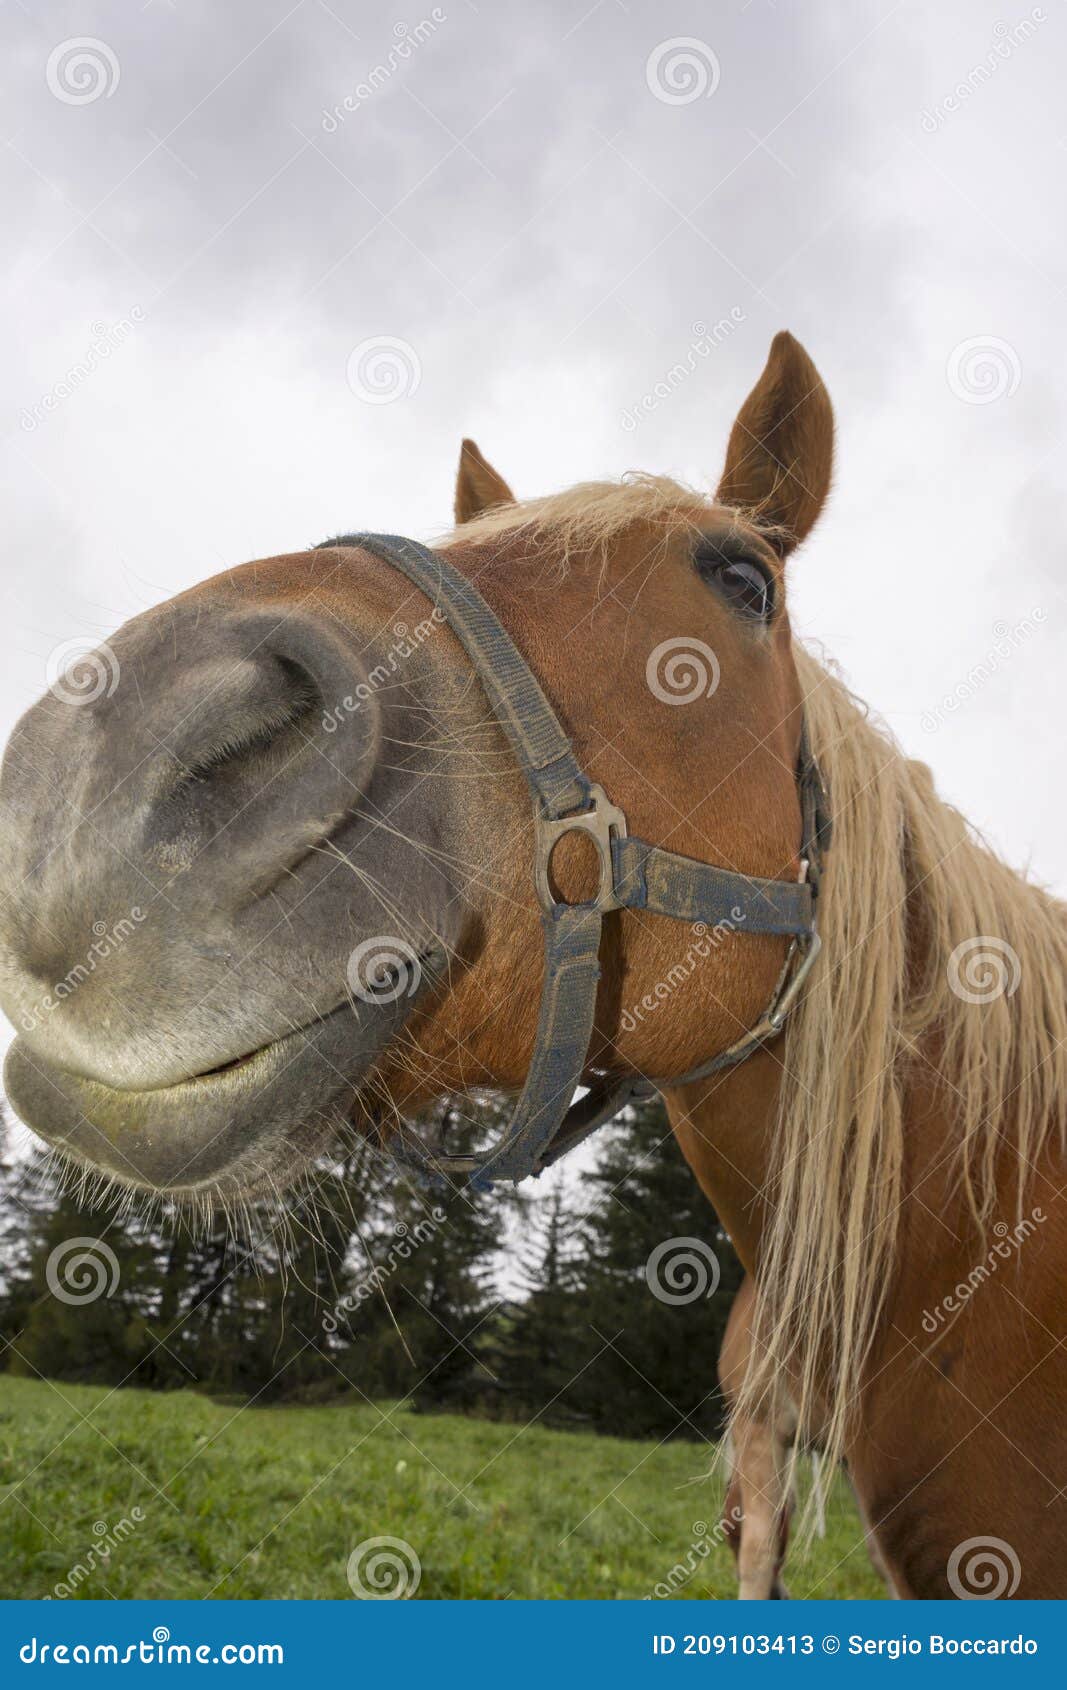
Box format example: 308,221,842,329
0,1375,883,1600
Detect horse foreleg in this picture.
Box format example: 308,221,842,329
725,1413,794,1599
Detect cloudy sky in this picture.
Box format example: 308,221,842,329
2,0,1064,917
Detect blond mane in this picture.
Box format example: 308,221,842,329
749,642,1067,1488
442,474,789,567
444,472,705,543
454,477,1067,1487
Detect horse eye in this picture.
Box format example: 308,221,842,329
695,550,776,623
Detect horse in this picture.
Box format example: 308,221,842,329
718,1273,798,1599
718,1274,891,1599
2,331,1066,1598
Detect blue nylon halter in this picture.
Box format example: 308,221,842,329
328,533,831,1189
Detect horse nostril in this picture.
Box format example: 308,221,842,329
165,654,321,802
145,614,382,884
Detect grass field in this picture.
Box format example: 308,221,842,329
0,1375,884,1600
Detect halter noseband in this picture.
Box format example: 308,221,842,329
333,533,831,1189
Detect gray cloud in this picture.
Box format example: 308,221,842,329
2,0,1064,907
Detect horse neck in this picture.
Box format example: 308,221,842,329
664,1051,784,1274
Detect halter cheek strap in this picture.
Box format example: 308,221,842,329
330,533,830,1189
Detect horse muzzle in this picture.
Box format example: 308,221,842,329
2,978,432,1195
0,562,473,1195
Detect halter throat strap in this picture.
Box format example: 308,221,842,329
333,532,829,1188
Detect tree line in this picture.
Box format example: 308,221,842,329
0,1098,743,1442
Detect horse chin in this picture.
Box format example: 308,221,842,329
2,984,427,1201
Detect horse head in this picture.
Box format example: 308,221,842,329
0,331,833,1199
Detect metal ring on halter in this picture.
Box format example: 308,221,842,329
533,784,629,914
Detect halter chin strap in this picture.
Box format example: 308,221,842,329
335,533,831,1189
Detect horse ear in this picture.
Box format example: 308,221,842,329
454,439,515,523
716,331,833,553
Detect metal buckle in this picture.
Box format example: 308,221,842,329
765,858,820,1030
767,930,821,1030
533,783,628,914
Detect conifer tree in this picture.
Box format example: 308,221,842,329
567,1096,744,1440
335,1100,519,1411
494,1184,589,1424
